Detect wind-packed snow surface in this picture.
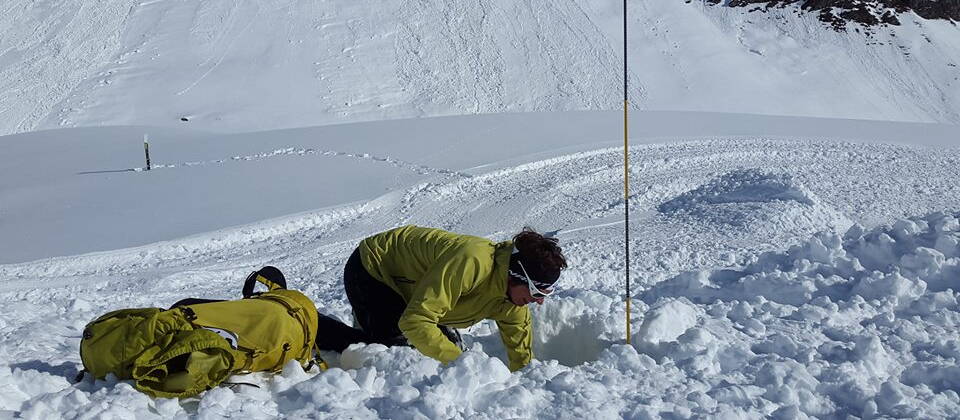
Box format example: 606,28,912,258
4,111,960,265
1,111,960,418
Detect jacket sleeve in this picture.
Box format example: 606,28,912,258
397,253,481,364
496,307,533,371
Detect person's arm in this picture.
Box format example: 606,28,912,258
397,253,482,364
496,307,533,371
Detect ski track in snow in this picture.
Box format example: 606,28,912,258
133,146,470,179
2,138,960,418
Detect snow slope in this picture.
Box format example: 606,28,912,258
2,111,960,418
4,110,960,264
2,0,960,137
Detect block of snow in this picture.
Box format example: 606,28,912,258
636,298,699,345
852,271,925,309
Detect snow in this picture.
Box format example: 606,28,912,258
3,0,960,418
3,111,960,265
2,112,959,417
636,298,700,346
3,0,960,137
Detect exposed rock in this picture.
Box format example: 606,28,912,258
725,0,957,31
888,0,960,20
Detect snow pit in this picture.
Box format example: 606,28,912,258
529,292,620,366
658,169,851,233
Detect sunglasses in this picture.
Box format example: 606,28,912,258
509,260,555,298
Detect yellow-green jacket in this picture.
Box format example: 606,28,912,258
359,225,532,371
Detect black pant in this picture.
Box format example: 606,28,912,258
315,248,408,352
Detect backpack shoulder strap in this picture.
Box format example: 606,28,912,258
169,298,225,309
166,266,289,309
242,266,287,298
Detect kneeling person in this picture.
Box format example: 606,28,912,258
316,225,566,371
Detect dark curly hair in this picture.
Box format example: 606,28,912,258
512,228,567,285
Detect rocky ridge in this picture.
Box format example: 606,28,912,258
713,0,959,30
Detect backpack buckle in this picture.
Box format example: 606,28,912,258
180,306,197,321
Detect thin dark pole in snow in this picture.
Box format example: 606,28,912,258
623,0,631,345
144,134,152,171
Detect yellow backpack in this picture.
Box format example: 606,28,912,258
78,267,324,398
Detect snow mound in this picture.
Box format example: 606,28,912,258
638,211,960,417
644,211,960,308
659,169,816,211
636,298,700,346
658,169,851,232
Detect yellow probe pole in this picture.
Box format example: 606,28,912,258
623,0,631,345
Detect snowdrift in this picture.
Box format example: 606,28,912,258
658,168,851,232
